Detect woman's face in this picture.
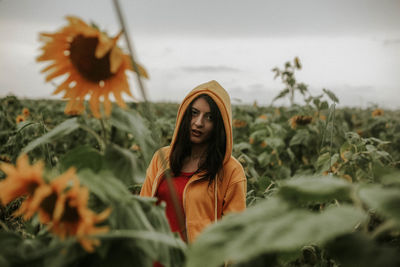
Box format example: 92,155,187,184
190,97,214,145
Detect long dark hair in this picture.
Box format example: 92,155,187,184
170,94,226,183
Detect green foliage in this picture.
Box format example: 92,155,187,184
187,176,400,267
1,57,400,266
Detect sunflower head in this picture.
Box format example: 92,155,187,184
37,16,148,118
0,155,44,206
372,108,384,117
22,108,30,117
233,119,247,128
289,115,313,129
16,115,25,124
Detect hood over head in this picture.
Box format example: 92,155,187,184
170,80,233,164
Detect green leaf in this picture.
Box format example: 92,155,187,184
186,200,366,267
358,185,400,225
326,233,400,267
77,169,131,203
104,144,144,185
323,88,339,103
16,121,38,132
22,118,80,154
265,137,285,150
320,101,329,110
110,106,156,163
315,152,339,173
257,151,271,167
97,230,186,250
289,129,310,146
278,176,352,203
272,88,290,102
59,145,104,173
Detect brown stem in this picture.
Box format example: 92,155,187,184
111,1,186,242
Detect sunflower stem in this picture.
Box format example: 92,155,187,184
79,124,106,152
99,118,108,145
111,3,185,239
112,0,148,102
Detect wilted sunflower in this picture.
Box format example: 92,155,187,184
372,108,384,117
233,119,247,128
22,108,30,117
289,115,313,129
37,16,148,118
0,154,45,219
16,115,25,124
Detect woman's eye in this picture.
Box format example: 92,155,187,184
192,109,198,116
206,114,213,121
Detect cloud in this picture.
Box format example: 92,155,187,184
383,38,400,45
181,65,241,73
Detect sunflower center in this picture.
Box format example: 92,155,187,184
69,34,113,82
27,182,40,195
40,192,58,216
61,201,80,223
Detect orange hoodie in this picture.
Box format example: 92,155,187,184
140,80,246,242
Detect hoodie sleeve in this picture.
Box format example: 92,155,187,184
139,150,160,197
222,164,247,214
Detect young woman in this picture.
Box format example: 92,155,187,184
140,80,246,243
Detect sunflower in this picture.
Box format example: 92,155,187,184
31,167,79,224
51,185,111,252
37,16,148,118
22,108,30,118
16,115,25,124
0,154,45,219
233,119,247,128
289,115,313,129
258,114,268,120
372,108,384,117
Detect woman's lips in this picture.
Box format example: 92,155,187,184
191,129,203,137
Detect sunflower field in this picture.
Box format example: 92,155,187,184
1,14,400,267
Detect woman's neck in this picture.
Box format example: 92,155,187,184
181,144,208,173
190,143,208,160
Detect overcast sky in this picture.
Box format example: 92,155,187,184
1,0,399,108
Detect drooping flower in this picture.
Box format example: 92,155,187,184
260,141,267,148
294,57,302,69
22,108,30,118
249,137,254,144
289,115,313,129
233,119,247,128
37,16,148,118
258,114,268,120
16,115,25,124
0,154,45,219
372,108,384,117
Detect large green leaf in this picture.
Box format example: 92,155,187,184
326,233,400,267
323,88,339,103
289,129,311,146
278,176,352,204
186,200,366,267
59,145,104,173
110,106,156,163
315,152,339,173
104,143,145,185
358,185,400,225
77,169,131,203
97,230,186,250
22,118,80,154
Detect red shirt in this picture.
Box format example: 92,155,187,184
155,172,194,239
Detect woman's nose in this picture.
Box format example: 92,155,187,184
194,114,204,127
